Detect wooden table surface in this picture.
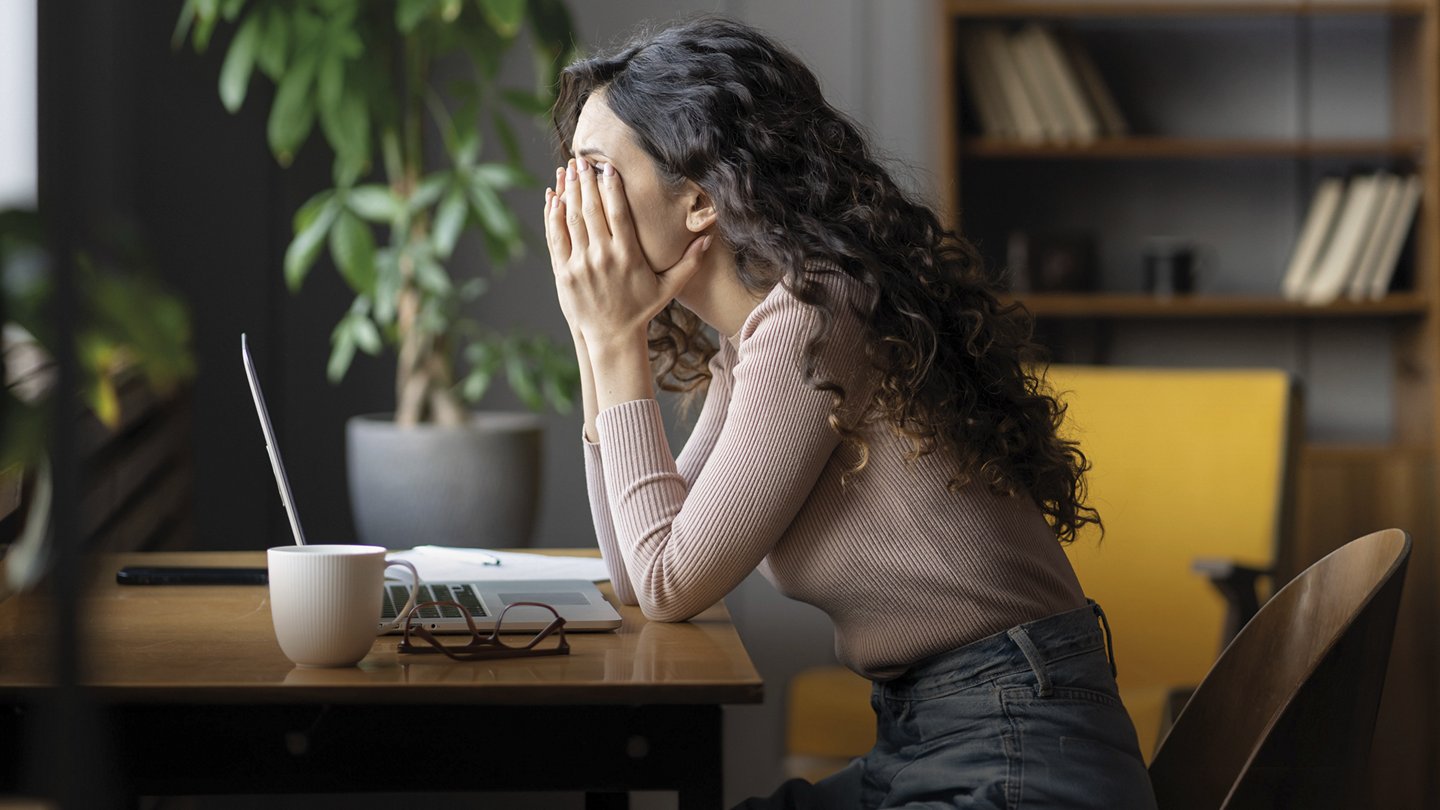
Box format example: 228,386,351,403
0,550,764,706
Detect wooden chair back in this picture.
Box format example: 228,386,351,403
1148,528,1410,809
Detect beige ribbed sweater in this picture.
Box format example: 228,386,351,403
583,269,1086,680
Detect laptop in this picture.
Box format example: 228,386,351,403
377,578,622,633
242,333,622,634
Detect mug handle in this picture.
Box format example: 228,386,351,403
380,558,421,632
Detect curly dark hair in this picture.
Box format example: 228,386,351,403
552,15,1100,543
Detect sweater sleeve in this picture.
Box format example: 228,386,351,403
595,286,855,621
582,436,637,605
582,338,737,606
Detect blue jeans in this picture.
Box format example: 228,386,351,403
739,601,1158,809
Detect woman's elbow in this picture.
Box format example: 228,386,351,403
637,593,705,623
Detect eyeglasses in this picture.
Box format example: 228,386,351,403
397,600,570,661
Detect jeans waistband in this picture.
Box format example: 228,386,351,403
887,600,1116,692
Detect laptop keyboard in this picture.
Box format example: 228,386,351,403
381,583,489,620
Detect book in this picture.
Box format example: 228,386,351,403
1280,176,1346,301
1057,27,1129,138
1032,25,1100,144
1346,173,1402,301
1009,26,1069,142
980,25,1045,144
1362,173,1422,300
1303,173,1384,305
959,27,1015,138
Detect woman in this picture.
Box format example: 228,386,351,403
542,15,1157,810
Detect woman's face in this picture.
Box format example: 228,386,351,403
569,91,703,272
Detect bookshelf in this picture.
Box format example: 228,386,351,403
1004,290,1430,317
941,0,1438,804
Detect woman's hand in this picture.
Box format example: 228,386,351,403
543,157,711,352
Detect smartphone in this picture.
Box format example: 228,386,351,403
116,566,269,585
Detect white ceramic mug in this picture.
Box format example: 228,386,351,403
267,544,420,668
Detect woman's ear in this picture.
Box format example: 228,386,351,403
685,185,718,234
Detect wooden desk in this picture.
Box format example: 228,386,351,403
0,551,763,808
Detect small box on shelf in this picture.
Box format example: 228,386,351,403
1005,229,1098,293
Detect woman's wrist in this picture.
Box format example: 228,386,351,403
587,327,655,413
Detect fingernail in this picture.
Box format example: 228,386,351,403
566,163,576,182
603,162,614,177
576,156,588,173
703,235,714,251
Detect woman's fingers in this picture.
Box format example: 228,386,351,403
597,163,642,258
562,159,588,252
656,234,714,302
575,156,611,243
546,166,570,262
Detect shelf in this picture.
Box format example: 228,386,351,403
1004,292,1430,318
961,136,1426,160
948,0,1429,18
1303,441,1434,461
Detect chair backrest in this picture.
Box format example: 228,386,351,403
1046,365,1297,694
1148,528,1411,810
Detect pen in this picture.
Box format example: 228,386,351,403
412,546,502,566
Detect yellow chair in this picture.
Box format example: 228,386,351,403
784,365,1297,778
1049,365,1296,760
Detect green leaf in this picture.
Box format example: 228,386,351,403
347,185,402,222
351,314,382,355
267,50,319,164
504,343,543,410
218,12,262,112
192,0,222,51
317,50,345,117
526,0,576,58
408,173,450,212
327,322,357,383
460,340,499,402
220,0,246,21
473,162,530,190
461,367,492,402
293,189,335,235
285,196,340,291
480,0,525,38
414,254,452,296
329,209,377,295
172,0,199,50
491,110,523,165
397,0,440,33
459,277,488,301
322,87,370,186
468,181,522,261
432,186,467,259
373,248,402,325
500,88,552,116
255,7,289,77
525,0,576,96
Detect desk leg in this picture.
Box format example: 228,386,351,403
676,705,723,810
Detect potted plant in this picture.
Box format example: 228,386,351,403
177,0,579,548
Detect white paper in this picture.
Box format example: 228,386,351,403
384,546,611,583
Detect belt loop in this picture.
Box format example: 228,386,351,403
1006,625,1053,697
1089,598,1118,678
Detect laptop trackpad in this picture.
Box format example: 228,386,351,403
500,592,590,606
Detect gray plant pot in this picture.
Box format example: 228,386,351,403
346,412,543,549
